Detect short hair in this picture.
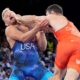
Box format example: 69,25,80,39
46,4,63,15
1,8,10,26
2,8,10,20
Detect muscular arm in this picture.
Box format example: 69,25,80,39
49,65,64,80
36,31,47,51
16,15,38,26
16,15,47,26
5,25,40,43
5,20,48,43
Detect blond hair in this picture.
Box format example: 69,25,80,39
1,8,11,26
2,8,10,20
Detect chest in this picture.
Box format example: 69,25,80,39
20,42,36,50
17,24,29,32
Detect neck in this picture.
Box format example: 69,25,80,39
12,20,19,25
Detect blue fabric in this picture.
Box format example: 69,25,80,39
9,76,19,80
9,41,53,80
41,71,53,80
9,65,53,80
9,66,24,80
12,41,40,65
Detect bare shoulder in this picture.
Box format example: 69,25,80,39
5,25,15,37
54,15,68,26
5,26,16,48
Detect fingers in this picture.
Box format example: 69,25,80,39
35,19,48,32
35,19,49,31
37,19,49,29
40,19,49,27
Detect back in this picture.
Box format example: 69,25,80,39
53,21,80,41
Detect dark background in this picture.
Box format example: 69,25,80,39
0,0,80,31
0,1,80,78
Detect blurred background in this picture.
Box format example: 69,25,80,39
0,0,80,79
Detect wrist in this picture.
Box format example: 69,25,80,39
39,31,45,35
40,31,44,33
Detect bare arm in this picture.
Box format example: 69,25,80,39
5,20,48,42
5,25,40,43
16,15,38,26
54,65,62,76
49,65,63,80
36,31,47,51
16,15,47,26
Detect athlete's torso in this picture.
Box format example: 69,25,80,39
11,40,49,80
53,22,80,41
12,40,40,66
6,24,29,49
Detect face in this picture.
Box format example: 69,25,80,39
3,10,16,25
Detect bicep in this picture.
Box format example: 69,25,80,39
5,27,23,41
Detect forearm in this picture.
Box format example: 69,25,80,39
21,25,40,42
21,15,46,23
37,31,47,51
17,15,37,26
16,15,47,26
53,65,62,79
53,69,65,80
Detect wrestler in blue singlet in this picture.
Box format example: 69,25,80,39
9,40,53,80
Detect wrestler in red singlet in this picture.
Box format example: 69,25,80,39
54,22,80,73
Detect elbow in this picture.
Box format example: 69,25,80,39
43,44,47,51
21,39,27,43
42,47,47,51
39,46,47,52
19,36,28,42
39,43,47,52
43,41,47,51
